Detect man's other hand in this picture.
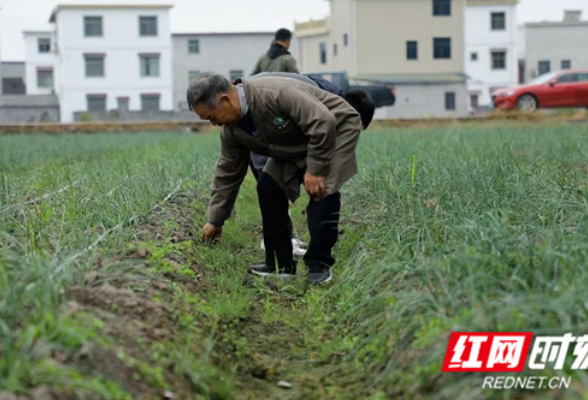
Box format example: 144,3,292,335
203,223,222,245
304,172,326,199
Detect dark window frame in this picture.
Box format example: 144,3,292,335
561,60,571,69
343,34,348,46
37,68,54,88
87,94,107,112
139,54,161,77
538,60,551,76
139,16,158,37
38,38,51,53
406,41,418,60
445,92,456,111
141,94,160,112
491,50,507,70
434,37,451,59
84,54,105,77
433,0,451,16
471,52,478,61
188,39,200,54
320,42,327,64
84,16,103,37
491,12,506,30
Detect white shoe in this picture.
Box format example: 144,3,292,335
260,238,308,257
292,238,308,257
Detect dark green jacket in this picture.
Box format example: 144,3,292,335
252,43,299,74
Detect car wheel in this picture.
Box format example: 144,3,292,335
517,95,538,113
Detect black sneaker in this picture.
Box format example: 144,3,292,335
248,264,296,278
307,268,332,285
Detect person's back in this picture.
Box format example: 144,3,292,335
252,28,299,75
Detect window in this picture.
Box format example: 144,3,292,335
87,95,106,112
556,74,578,84
230,70,244,81
578,73,588,82
538,60,551,76
139,16,158,36
491,50,506,70
140,54,160,77
38,38,51,53
188,39,200,54
491,12,506,30
320,42,327,64
334,44,338,56
434,38,451,59
85,54,105,77
37,68,53,88
561,60,571,69
84,16,103,37
343,34,348,46
406,41,418,60
471,52,478,61
188,70,200,83
470,94,479,109
433,0,451,16
445,92,456,110
141,94,160,112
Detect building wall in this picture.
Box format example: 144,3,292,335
374,82,469,119
53,6,173,122
0,94,59,122
525,22,588,82
465,1,518,106
297,32,331,73
355,0,465,76
24,32,56,95
329,0,356,73
173,33,273,110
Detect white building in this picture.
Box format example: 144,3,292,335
49,4,174,122
23,31,56,95
524,10,588,83
172,32,274,111
465,0,519,109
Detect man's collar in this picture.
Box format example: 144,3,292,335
236,84,248,118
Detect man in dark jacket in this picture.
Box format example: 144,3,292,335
252,28,299,74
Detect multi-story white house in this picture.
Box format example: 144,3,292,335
295,0,469,119
465,0,518,109
49,4,174,122
23,31,56,95
172,32,274,111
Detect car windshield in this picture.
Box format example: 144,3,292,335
528,72,559,85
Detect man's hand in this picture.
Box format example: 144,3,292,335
304,172,326,199
202,223,222,245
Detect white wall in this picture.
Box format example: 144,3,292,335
54,7,173,122
374,82,469,119
173,33,273,110
465,3,518,106
24,32,56,95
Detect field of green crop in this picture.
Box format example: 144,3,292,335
1,122,588,400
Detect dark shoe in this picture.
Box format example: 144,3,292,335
307,268,332,285
248,264,296,278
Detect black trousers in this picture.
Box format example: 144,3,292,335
250,161,294,240
257,172,341,271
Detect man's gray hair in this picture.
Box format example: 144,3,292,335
186,72,231,110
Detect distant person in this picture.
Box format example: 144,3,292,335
252,28,299,75
251,28,304,256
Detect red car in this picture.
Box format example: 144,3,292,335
492,70,588,112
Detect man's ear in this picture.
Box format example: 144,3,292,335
218,93,231,106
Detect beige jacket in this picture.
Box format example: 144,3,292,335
208,77,362,223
